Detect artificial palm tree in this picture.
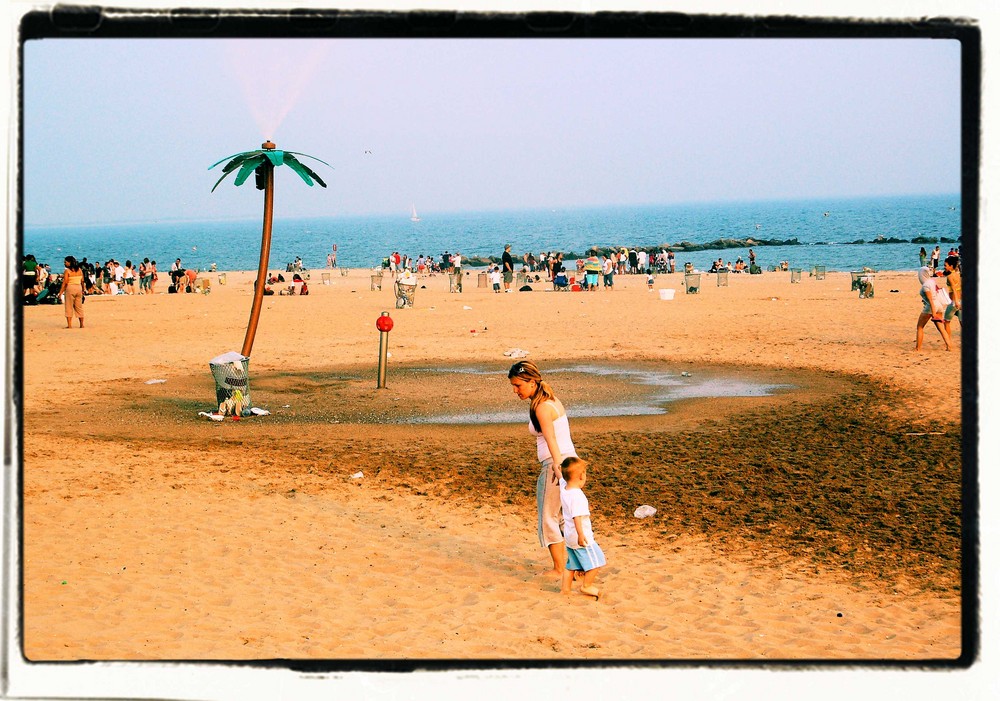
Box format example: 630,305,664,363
209,141,330,357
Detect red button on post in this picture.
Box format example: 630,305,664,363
375,314,394,332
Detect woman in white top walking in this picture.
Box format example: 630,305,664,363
508,360,577,576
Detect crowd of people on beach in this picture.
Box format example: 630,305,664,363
19,252,221,310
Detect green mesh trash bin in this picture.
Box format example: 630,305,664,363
210,351,251,416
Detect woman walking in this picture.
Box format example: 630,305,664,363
915,265,950,351
508,360,577,576
59,255,85,328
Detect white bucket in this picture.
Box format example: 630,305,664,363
658,288,675,300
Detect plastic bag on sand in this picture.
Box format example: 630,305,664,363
503,348,529,359
350,471,364,480
198,411,225,422
634,505,657,518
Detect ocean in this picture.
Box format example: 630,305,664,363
23,194,961,274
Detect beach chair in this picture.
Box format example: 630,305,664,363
322,272,331,285
790,269,802,283
684,273,700,294
449,272,463,293
395,280,417,308
716,270,729,287
370,273,384,291
553,272,570,291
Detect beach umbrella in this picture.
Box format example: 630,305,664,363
208,140,330,357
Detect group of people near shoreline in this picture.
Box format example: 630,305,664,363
21,252,212,329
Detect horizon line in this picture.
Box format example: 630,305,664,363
24,191,961,231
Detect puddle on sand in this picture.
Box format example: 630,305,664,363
404,363,793,424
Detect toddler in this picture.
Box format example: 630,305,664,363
646,272,655,290
489,265,502,293
559,456,605,599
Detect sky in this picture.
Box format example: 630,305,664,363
22,36,962,227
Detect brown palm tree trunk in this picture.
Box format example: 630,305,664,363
241,163,275,357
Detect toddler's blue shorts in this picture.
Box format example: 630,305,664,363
566,542,607,572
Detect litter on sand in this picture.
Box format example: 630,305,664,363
198,412,225,422
503,348,529,359
144,379,167,384
634,505,657,518
350,471,364,479
250,407,270,416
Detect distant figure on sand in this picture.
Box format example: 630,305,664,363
584,250,601,291
59,256,85,328
919,247,927,268
508,360,576,575
943,255,962,331
915,266,951,351
502,244,514,292
559,457,605,600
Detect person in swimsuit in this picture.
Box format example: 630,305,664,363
508,360,577,576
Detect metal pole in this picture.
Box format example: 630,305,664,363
241,154,275,358
377,312,390,389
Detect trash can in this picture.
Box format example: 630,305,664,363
449,272,462,292
716,270,729,287
684,273,701,294
790,269,802,283
370,273,383,291
814,265,826,280
209,351,251,416
858,274,875,298
478,272,488,288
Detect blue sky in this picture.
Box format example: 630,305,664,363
23,37,962,227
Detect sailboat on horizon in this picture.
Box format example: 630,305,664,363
410,204,421,222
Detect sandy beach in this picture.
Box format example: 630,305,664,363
18,266,964,662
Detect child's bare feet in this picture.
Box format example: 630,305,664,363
580,585,600,600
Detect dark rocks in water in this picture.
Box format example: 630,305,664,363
939,236,957,243
910,235,939,244
870,236,909,244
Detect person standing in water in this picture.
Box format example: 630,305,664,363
508,360,577,576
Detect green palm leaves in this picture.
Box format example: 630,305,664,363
209,146,330,192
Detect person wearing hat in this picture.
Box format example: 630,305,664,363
502,244,514,292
